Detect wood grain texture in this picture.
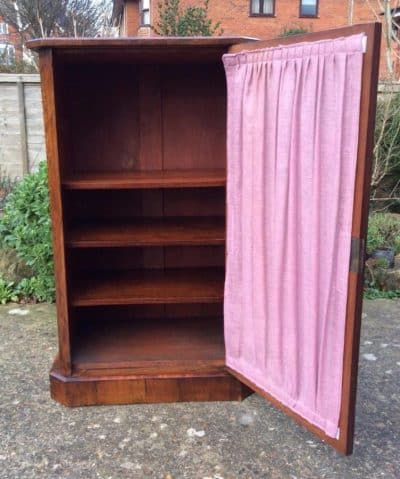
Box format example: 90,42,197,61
138,66,163,171
27,36,256,49
71,268,224,306
50,367,253,406
0,76,45,179
162,64,227,170
62,169,226,189
72,317,224,371
67,217,225,247
57,63,140,176
39,49,71,375
339,21,382,456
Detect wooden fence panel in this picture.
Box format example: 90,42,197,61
0,74,45,179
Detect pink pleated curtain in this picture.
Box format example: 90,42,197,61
223,34,365,438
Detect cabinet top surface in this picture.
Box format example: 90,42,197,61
27,36,258,51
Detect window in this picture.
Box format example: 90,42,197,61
250,0,275,16
0,22,8,34
0,43,15,64
140,0,150,26
300,0,318,17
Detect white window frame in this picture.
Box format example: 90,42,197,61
0,42,15,65
0,22,9,35
140,0,151,26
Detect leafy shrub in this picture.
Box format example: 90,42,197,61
371,93,400,210
367,213,400,255
0,162,55,302
0,167,18,210
0,276,18,304
364,287,400,299
155,0,223,36
279,26,308,37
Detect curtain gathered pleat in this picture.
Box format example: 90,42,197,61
223,34,364,438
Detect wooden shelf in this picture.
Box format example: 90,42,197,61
62,169,226,190
67,217,225,247
71,268,224,306
72,317,225,373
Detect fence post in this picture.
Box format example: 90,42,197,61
17,77,29,176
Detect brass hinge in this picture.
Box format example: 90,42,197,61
349,237,365,273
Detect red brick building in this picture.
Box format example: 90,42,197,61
113,0,392,77
0,16,22,64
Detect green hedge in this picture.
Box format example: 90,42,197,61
0,162,55,302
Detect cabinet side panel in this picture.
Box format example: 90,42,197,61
39,49,71,375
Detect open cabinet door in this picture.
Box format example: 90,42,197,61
223,23,381,455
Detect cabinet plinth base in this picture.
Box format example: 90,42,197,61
50,366,253,407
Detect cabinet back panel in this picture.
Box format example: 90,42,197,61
70,247,164,272
72,304,222,321
163,188,225,217
161,63,226,170
64,190,163,224
64,188,225,224
55,60,226,177
56,63,140,175
165,246,224,268
69,246,224,272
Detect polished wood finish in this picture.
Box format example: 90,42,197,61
71,268,224,306
27,37,257,65
27,36,257,49
73,317,224,371
50,366,252,407
228,23,381,455
62,169,226,189
67,217,225,247
32,37,245,408
39,49,71,376
341,21,382,455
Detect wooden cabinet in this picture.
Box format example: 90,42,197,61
29,23,380,454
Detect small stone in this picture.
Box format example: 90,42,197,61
364,340,373,345
113,417,121,424
150,432,158,438
160,423,168,430
363,353,377,361
87,424,100,429
385,370,393,374
121,462,135,470
361,313,368,319
381,343,389,348
239,413,254,426
8,308,29,316
187,428,205,438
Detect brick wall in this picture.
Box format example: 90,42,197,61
122,0,389,77
0,17,23,62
